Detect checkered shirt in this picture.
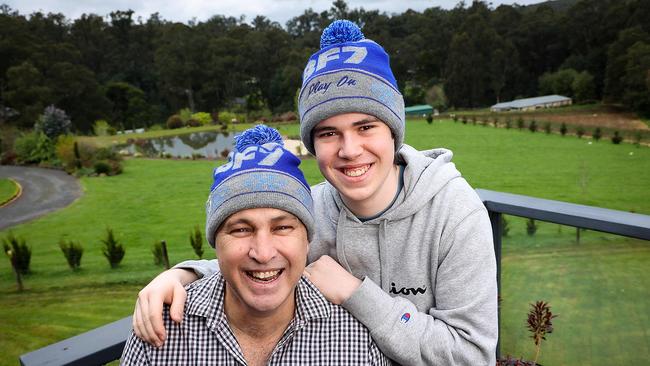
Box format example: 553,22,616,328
121,273,392,365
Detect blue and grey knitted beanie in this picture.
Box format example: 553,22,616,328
298,19,405,155
205,125,314,247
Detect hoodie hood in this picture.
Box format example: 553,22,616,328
387,144,461,220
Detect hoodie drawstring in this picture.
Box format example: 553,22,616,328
378,219,390,292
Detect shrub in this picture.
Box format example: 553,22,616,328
576,126,585,139
593,127,602,141
190,225,204,258
505,117,512,129
34,105,71,140
470,116,477,125
526,218,538,236
94,161,111,175
452,114,458,123
492,117,498,127
3,233,31,275
1,150,17,165
528,120,537,133
166,114,184,129
55,135,80,172
611,131,623,144
101,228,125,268
527,301,557,364
178,108,192,123
544,122,551,134
461,116,467,124
152,241,164,266
191,112,212,125
95,146,121,161
560,123,568,136
496,356,536,366
93,120,111,136
499,301,557,366
218,111,237,125
516,116,525,130
634,131,642,146
14,131,55,164
59,239,83,270
280,111,298,122
148,124,163,131
185,118,201,127
426,114,433,124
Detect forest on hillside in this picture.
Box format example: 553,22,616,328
0,0,649,133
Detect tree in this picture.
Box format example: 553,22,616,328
403,82,426,106
572,71,596,102
604,26,650,102
538,68,579,97
45,62,110,132
445,3,511,108
105,82,151,129
34,105,71,139
425,84,447,112
621,42,650,115
4,61,52,128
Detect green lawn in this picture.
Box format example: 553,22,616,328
0,178,19,205
0,120,648,364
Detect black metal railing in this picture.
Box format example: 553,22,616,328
19,189,650,365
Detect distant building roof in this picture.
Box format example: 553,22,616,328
405,105,433,114
491,95,571,110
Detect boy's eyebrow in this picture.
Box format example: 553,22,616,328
313,117,380,134
312,125,336,134
352,117,380,126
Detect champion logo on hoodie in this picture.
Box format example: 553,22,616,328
400,313,411,323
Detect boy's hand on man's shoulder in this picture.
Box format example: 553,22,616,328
304,255,361,305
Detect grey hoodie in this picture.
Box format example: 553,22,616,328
177,144,498,365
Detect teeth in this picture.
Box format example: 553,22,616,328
343,165,369,177
249,270,280,280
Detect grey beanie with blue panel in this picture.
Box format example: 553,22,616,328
205,125,314,247
298,19,405,155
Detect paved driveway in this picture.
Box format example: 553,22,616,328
0,166,82,230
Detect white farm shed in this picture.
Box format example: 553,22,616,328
491,95,572,112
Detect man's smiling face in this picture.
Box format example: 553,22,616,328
216,207,308,317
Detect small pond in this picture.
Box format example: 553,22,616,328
118,131,306,159
119,131,236,159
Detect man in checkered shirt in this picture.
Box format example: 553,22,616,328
121,126,391,365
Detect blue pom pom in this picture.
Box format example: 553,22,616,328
234,124,284,152
320,20,364,49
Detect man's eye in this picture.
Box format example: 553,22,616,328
230,227,251,234
274,225,293,232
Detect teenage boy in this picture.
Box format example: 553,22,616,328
121,125,390,365
133,20,497,365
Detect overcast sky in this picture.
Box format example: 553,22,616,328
4,0,546,25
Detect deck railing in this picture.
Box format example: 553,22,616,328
19,189,650,365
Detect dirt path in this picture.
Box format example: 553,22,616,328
0,166,82,230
